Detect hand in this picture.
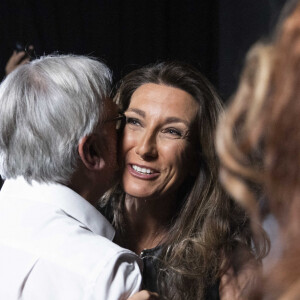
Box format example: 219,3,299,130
5,46,34,75
127,290,160,300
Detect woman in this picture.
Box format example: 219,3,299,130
101,61,265,299
216,0,300,298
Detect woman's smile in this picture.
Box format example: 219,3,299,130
128,163,160,179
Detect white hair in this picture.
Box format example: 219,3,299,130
0,54,112,184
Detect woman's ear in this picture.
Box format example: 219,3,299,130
78,134,105,171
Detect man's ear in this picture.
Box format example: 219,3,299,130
78,135,105,171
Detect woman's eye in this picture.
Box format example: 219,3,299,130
162,128,183,138
126,117,141,127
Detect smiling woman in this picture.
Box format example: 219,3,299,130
122,83,198,201
100,62,267,300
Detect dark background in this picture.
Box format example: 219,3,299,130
0,0,289,188
0,0,287,101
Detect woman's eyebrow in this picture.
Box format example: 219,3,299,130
165,117,189,126
126,108,190,126
126,108,145,117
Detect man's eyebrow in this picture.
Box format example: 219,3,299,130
125,108,146,117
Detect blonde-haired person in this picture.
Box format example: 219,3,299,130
216,0,300,298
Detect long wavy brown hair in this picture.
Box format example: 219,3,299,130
216,1,300,298
102,61,266,299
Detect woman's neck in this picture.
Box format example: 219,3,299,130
118,194,176,254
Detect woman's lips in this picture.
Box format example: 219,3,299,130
127,164,160,179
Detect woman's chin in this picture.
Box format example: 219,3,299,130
122,180,157,199
125,191,156,200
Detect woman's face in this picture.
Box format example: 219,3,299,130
121,83,199,200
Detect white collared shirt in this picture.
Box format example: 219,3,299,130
0,177,142,300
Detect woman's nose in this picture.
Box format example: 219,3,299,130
135,131,158,159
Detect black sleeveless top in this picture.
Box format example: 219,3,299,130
141,245,220,299
140,245,162,292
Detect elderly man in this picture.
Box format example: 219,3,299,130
0,55,142,299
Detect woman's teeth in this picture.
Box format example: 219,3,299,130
132,165,154,174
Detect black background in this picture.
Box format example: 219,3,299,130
0,0,289,188
0,0,287,100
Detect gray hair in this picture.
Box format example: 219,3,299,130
0,54,112,184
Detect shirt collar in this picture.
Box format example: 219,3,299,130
1,177,115,240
